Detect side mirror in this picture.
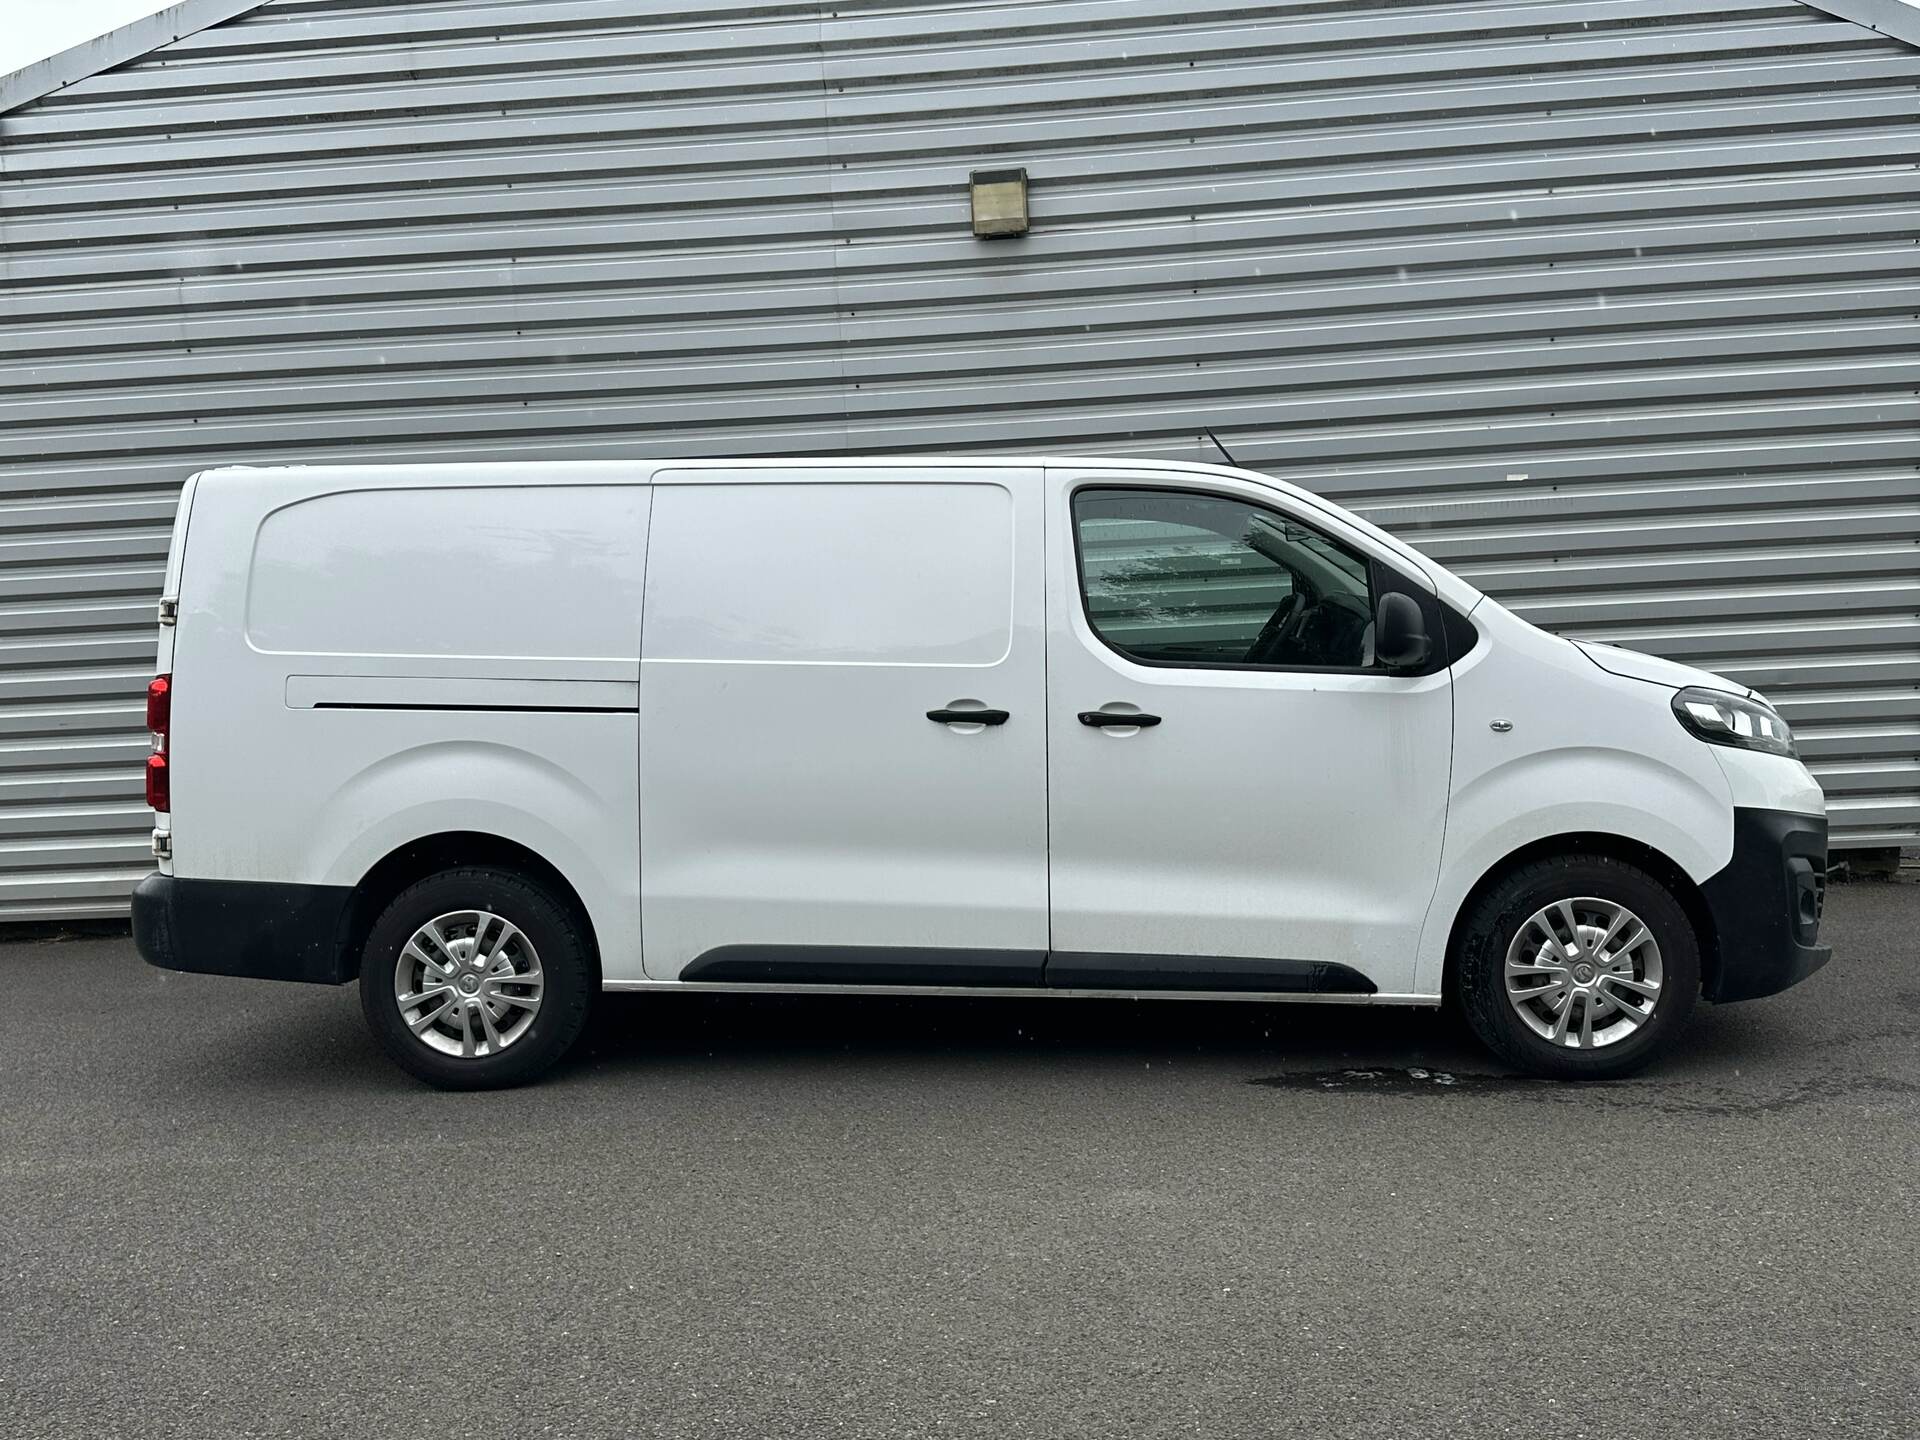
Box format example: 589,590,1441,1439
1374,592,1431,670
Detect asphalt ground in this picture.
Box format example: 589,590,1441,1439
3,881,1916,1439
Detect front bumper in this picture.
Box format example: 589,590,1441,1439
132,873,356,985
1698,808,1831,1003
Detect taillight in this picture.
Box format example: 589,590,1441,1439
146,673,170,812
145,753,170,812
146,675,171,736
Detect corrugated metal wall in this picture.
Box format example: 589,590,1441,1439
1,0,1916,917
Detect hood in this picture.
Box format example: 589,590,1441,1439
1572,640,1748,697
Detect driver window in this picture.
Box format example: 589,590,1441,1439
1074,488,1375,669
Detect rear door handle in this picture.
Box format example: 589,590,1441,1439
927,707,1010,726
1079,710,1161,728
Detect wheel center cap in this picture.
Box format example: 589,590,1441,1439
1572,962,1597,985
458,973,480,994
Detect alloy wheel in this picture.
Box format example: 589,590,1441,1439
393,910,545,1058
1503,896,1664,1049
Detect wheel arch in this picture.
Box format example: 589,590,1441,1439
336,831,601,983
1441,832,1719,1002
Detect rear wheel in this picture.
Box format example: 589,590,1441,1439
359,865,595,1089
1456,854,1699,1080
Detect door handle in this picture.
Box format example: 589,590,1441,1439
1079,710,1161,728
927,707,1010,726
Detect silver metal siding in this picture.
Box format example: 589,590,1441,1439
1,0,1915,916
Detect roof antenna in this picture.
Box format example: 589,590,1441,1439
1203,427,1239,467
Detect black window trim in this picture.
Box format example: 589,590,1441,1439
1068,480,1452,679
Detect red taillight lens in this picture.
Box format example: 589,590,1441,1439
146,674,171,737
146,674,171,812
145,753,170,812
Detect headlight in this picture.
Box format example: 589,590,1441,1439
1672,686,1796,757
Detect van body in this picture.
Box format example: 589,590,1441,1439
132,459,1830,1086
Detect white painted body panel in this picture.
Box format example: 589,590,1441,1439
1713,745,1827,818
1409,598,1743,997
636,469,1048,979
1043,467,1452,994
1571,639,1746,697
154,456,1826,1008
166,465,650,981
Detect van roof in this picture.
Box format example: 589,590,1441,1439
190,455,1308,493
196,456,1250,478
190,456,1480,610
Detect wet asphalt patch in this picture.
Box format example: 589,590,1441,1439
1249,1066,1541,1095
1248,1065,1920,1116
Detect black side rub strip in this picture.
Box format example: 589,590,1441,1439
680,945,1374,994
1045,952,1375,993
682,946,1047,986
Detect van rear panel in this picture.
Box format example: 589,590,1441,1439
158,465,651,982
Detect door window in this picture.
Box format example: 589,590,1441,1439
1073,488,1376,670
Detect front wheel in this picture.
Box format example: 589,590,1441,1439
359,866,595,1089
1456,854,1700,1080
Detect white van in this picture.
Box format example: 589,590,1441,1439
132,459,1830,1088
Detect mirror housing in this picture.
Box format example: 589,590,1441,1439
1374,591,1431,670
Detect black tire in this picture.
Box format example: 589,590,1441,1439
359,865,595,1090
1455,854,1700,1081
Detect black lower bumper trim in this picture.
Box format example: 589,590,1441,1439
132,873,356,986
1699,808,1831,1004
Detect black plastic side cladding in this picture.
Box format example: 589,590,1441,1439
682,946,1377,994
132,873,356,985
682,946,1047,986
1045,952,1377,993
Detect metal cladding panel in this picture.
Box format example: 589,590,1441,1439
1,0,1917,916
